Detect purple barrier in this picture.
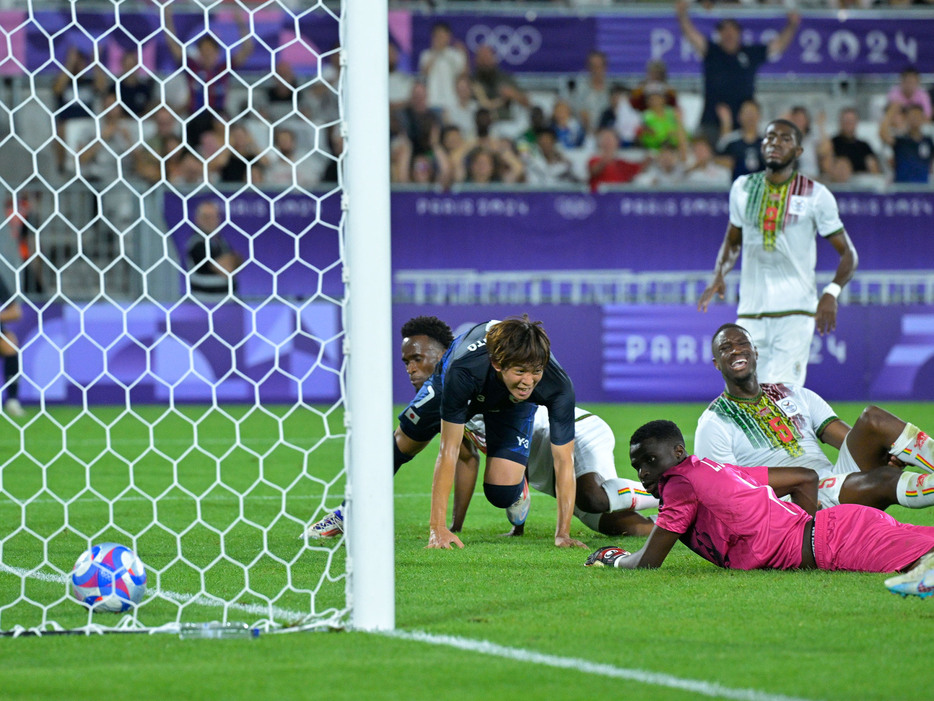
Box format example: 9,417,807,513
392,304,934,404
162,191,343,301
3,301,930,405
390,191,934,274
409,13,934,75
11,301,341,405
159,189,934,300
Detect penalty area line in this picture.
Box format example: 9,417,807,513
381,629,817,701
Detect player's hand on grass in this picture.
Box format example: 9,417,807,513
584,546,631,567
427,525,464,549
555,534,588,548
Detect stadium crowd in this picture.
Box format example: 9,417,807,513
47,7,934,197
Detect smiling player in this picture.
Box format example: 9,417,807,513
425,315,586,550
697,118,858,386
694,323,934,513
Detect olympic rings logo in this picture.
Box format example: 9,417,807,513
554,196,596,220
465,24,543,66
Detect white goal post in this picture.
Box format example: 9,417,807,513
343,0,394,632
0,0,393,635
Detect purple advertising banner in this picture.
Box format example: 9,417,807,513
4,9,929,78
391,304,934,405
3,9,339,77
595,14,934,76
12,301,341,405
2,301,929,406
390,191,934,274
409,13,934,75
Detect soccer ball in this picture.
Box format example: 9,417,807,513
71,543,147,612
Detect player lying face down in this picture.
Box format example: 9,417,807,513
585,420,934,599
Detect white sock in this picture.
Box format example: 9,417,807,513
890,424,934,473
896,471,934,508
601,478,660,512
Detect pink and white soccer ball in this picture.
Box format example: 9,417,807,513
71,543,147,612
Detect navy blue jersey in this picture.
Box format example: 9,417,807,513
438,321,576,446
701,43,768,129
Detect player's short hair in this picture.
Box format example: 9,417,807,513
767,118,803,147
711,323,752,356
630,420,684,448
400,316,454,349
486,314,550,371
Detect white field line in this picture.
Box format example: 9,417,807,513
0,563,309,622
383,629,817,701
0,493,435,507
4,565,816,700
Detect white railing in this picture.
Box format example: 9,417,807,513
393,269,934,306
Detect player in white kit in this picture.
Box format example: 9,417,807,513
467,406,659,536
695,324,934,512
698,118,858,386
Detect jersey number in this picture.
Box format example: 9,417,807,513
768,417,794,443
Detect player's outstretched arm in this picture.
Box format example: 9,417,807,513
552,441,586,548
427,420,466,549
586,525,680,569
698,224,742,312
767,467,819,516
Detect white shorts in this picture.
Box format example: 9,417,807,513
469,408,623,532
815,435,862,509
739,315,815,387
526,411,618,496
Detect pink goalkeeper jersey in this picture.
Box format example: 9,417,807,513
655,456,810,570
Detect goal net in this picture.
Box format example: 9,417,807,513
0,0,393,635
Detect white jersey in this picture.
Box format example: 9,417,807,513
694,383,838,479
729,172,844,317
466,406,618,496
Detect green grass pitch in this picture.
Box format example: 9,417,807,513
2,401,933,701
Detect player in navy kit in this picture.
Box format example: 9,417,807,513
424,315,587,550
303,315,480,538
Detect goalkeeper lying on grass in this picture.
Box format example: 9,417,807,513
586,419,934,599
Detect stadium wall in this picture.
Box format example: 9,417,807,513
7,298,932,406
7,189,932,407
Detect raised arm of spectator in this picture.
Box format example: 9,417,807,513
494,140,525,184
675,0,709,58
53,47,82,97
163,5,185,64
879,102,899,147
0,298,22,324
231,10,255,69
767,12,801,59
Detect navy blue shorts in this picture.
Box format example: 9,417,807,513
483,401,536,466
